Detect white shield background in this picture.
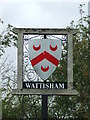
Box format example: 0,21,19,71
29,39,62,80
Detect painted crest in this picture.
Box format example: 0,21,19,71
29,39,62,80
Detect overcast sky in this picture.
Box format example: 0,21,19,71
0,0,89,29
0,0,89,66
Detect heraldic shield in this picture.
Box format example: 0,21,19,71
29,39,62,80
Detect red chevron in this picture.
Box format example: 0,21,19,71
31,51,59,66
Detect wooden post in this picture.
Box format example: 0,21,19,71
67,33,73,89
17,30,23,89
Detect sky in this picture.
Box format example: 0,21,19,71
0,0,89,28
0,0,89,67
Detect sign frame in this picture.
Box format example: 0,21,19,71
12,28,78,95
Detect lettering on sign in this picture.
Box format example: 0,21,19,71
23,82,67,89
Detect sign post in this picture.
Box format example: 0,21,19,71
42,95,48,120
41,34,48,120
12,28,78,95
12,28,78,119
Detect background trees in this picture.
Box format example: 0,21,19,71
48,4,89,119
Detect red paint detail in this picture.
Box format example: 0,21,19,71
41,66,49,72
31,51,59,67
50,45,57,51
31,52,44,66
33,44,41,51
45,51,59,66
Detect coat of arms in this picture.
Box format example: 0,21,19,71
29,39,62,80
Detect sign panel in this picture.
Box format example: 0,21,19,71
29,39,62,80
23,82,67,89
12,28,78,95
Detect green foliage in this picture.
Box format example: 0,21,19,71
0,22,18,56
48,4,90,119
